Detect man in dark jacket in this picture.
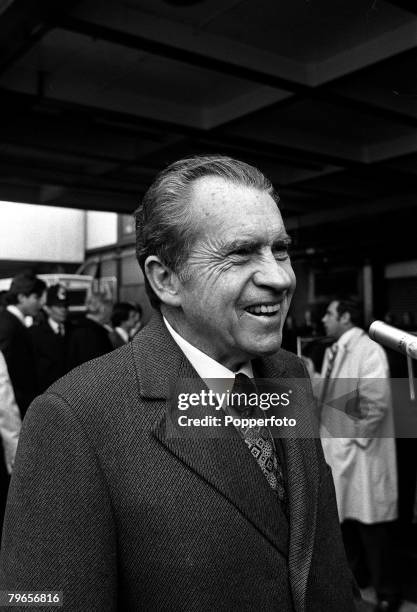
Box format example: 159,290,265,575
30,284,71,392
108,302,142,349
0,156,360,611
0,273,46,541
0,273,46,419
67,291,113,369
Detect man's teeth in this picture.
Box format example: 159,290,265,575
246,304,281,315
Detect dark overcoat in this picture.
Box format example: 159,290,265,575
0,314,359,611
66,316,113,369
0,310,38,417
29,321,70,393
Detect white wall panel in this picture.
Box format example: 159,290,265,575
0,202,85,262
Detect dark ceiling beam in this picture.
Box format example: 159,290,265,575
195,133,363,170
286,193,416,229
212,47,417,131
384,0,417,15
51,13,304,94
0,86,200,138
283,164,417,194
173,136,327,172
52,14,417,128
0,179,139,213
0,135,142,168
1,90,414,191
0,88,363,170
0,159,149,194
0,0,79,76
0,22,51,77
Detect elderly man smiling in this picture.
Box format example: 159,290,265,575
0,156,359,611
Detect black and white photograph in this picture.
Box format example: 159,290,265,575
0,1,416,610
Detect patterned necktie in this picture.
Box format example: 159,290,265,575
231,373,288,509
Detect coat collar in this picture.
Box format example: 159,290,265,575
132,312,318,612
132,312,289,398
336,326,365,353
328,327,365,378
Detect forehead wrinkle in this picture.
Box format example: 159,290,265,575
188,177,285,253
190,176,278,216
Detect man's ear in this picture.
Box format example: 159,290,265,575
340,311,351,325
145,256,182,307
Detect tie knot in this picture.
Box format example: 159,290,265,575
230,373,257,416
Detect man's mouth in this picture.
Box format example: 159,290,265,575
244,303,282,317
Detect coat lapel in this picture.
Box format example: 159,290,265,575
260,355,319,612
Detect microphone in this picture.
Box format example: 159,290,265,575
369,321,417,359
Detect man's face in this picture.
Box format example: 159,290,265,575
19,291,46,317
172,177,296,370
47,304,68,324
322,300,343,339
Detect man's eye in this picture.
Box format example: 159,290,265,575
273,247,289,260
232,248,252,257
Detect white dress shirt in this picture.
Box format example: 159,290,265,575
115,327,129,344
163,317,253,381
163,316,253,411
48,317,64,336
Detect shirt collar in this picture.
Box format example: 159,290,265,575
163,316,253,381
48,317,59,334
6,305,27,326
335,326,359,349
115,327,129,343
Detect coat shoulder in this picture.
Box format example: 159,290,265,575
0,311,18,334
274,348,307,376
44,344,138,421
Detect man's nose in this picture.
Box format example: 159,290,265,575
253,252,294,292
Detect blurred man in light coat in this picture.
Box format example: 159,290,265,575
318,298,398,612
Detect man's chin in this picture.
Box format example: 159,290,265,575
244,336,283,359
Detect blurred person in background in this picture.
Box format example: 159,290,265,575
67,290,113,369
108,302,142,349
30,284,71,393
400,311,415,332
0,273,46,419
317,298,399,612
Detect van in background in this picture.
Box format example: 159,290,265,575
0,274,117,318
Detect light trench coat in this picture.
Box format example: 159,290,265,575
316,327,397,524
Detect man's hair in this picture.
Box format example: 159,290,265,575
335,298,363,327
135,155,280,309
6,273,46,305
86,291,112,314
111,302,142,328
